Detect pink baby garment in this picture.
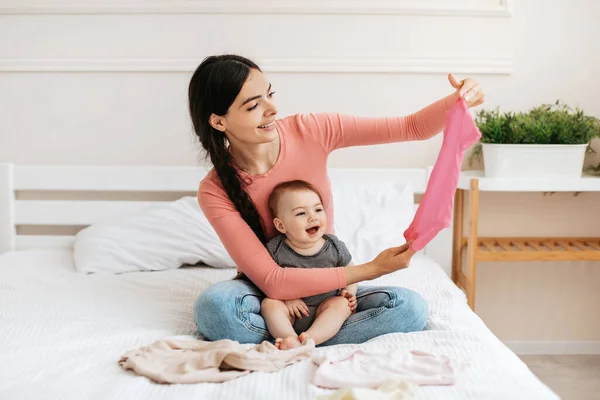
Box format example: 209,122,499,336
312,349,468,389
404,98,481,251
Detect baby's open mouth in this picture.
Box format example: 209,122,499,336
306,226,319,234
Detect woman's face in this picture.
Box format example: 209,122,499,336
209,68,279,146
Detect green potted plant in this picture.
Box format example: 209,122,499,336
471,101,600,178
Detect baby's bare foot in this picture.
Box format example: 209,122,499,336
276,335,302,350
299,332,312,344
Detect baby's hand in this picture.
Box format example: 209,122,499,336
284,299,310,319
340,289,357,314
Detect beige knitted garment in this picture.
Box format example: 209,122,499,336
119,337,315,384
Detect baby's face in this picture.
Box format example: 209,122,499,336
273,189,327,244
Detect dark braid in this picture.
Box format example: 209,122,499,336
205,127,267,245
188,55,267,244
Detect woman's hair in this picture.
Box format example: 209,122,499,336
268,180,324,219
188,54,267,244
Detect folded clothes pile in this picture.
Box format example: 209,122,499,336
120,336,468,400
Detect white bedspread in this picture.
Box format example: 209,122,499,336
0,250,558,400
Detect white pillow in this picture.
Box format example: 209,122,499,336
73,196,235,274
327,169,414,211
331,181,415,266
73,175,415,274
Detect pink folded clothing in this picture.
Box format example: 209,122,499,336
119,337,315,384
312,349,468,389
404,98,481,251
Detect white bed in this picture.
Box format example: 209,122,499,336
0,163,559,400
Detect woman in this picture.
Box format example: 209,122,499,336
189,54,484,346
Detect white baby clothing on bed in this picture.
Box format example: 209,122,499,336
312,349,468,389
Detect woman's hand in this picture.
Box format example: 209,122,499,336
284,299,310,320
343,241,416,285
448,73,485,108
371,241,416,275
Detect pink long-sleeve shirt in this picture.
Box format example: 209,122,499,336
198,92,460,300
404,98,482,251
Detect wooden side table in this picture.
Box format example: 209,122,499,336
452,170,600,311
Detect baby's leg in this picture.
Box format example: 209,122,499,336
260,298,302,350
299,296,351,346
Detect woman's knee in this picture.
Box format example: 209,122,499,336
391,287,429,332
194,283,229,318
195,280,242,314
193,284,233,336
193,280,266,342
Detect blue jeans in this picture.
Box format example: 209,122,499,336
193,278,428,346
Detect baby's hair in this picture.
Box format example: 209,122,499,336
268,180,323,218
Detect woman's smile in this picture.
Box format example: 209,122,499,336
258,121,276,130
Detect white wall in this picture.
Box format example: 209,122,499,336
1,0,600,344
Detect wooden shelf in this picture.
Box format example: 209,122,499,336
452,173,600,311
461,237,600,261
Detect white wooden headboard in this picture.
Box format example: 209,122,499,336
0,163,452,275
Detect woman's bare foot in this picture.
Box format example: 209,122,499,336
299,332,312,344
275,335,302,350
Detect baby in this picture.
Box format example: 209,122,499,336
261,180,357,350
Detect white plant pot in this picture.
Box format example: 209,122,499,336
481,143,588,178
